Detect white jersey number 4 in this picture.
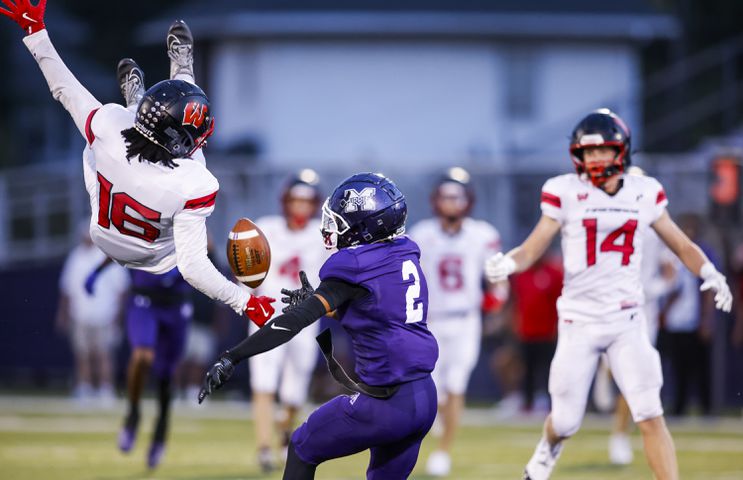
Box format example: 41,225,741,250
403,259,424,324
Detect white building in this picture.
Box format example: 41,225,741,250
142,1,679,170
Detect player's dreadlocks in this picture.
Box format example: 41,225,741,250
121,127,179,169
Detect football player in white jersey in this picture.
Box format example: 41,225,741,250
485,109,732,480
2,1,275,327
409,167,505,477
248,170,328,472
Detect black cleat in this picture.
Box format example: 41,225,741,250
117,58,145,108
167,19,194,81
117,408,140,453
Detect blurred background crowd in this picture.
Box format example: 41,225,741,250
2,0,743,423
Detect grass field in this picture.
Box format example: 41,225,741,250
1,396,741,479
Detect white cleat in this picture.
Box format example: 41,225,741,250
524,437,563,480
258,446,277,473
609,433,633,465
493,392,524,420
167,19,194,82
116,58,145,108
426,450,451,477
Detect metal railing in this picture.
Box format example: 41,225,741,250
0,152,717,269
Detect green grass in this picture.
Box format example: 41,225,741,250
0,397,742,479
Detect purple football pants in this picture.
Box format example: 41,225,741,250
126,299,188,379
291,375,437,480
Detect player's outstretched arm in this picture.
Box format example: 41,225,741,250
485,215,560,282
83,256,114,294
198,292,328,403
198,279,365,403
3,0,102,139
653,210,732,312
173,209,275,325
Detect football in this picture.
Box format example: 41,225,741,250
226,218,272,288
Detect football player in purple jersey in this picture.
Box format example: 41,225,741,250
200,173,439,480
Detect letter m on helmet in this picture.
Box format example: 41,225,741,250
343,188,376,213
183,101,207,128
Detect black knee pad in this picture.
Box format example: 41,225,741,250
283,442,317,480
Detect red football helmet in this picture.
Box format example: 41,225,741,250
569,108,631,187
134,80,215,158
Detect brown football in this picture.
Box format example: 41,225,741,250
226,217,272,288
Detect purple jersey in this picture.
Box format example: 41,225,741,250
130,267,189,294
319,236,438,386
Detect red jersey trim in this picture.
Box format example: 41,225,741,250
85,108,99,145
541,192,561,208
184,191,218,210
656,189,667,204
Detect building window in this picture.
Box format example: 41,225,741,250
504,48,537,120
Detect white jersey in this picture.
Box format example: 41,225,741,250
541,173,668,322
84,104,217,273
409,218,501,318
59,244,130,326
253,216,328,308
248,216,327,402
25,30,249,314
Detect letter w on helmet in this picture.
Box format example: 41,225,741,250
183,102,207,128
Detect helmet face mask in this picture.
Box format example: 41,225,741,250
580,145,624,187
434,181,470,221
570,109,631,188
187,118,215,156
320,198,351,249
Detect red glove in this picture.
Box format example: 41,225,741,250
0,0,47,35
244,295,276,327
481,291,505,313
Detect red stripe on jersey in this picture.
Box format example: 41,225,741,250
656,189,667,204
184,191,218,210
85,108,99,145
541,192,561,208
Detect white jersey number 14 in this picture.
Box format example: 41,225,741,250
582,218,638,266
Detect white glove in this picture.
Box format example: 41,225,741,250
485,252,517,283
699,262,732,313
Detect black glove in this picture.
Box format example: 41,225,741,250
280,270,315,313
198,356,234,404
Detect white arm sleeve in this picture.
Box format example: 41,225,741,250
23,30,102,139
173,210,251,314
